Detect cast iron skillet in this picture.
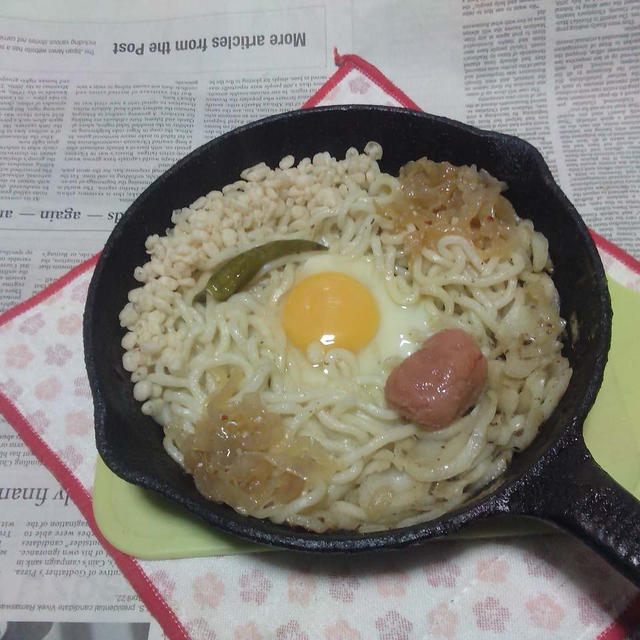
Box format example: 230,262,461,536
84,105,640,586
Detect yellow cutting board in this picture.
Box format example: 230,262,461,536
92,278,640,559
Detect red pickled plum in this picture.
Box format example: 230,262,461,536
384,328,487,431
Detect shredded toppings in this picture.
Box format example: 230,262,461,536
166,375,335,514
381,158,519,259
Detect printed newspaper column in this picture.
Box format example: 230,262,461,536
554,9,640,256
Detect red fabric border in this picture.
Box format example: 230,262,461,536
598,594,640,640
1,52,639,640
0,253,100,326
301,59,352,108
591,229,640,276
333,49,422,110
302,48,422,111
0,391,190,640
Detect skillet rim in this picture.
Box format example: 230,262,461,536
84,104,611,551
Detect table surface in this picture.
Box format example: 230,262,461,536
1,3,639,640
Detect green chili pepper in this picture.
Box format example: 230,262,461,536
205,239,327,301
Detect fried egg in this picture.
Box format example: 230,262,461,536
281,254,429,373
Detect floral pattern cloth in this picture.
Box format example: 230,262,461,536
1,59,639,640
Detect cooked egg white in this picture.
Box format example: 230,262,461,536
281,254,430,376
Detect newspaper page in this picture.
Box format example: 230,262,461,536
1,1,638,638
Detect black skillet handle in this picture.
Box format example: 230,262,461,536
508,432,640,587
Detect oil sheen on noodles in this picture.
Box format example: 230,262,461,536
119,143,572,533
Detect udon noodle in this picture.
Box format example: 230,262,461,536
119,143,571,532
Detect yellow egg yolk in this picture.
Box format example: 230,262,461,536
281,271,380,352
